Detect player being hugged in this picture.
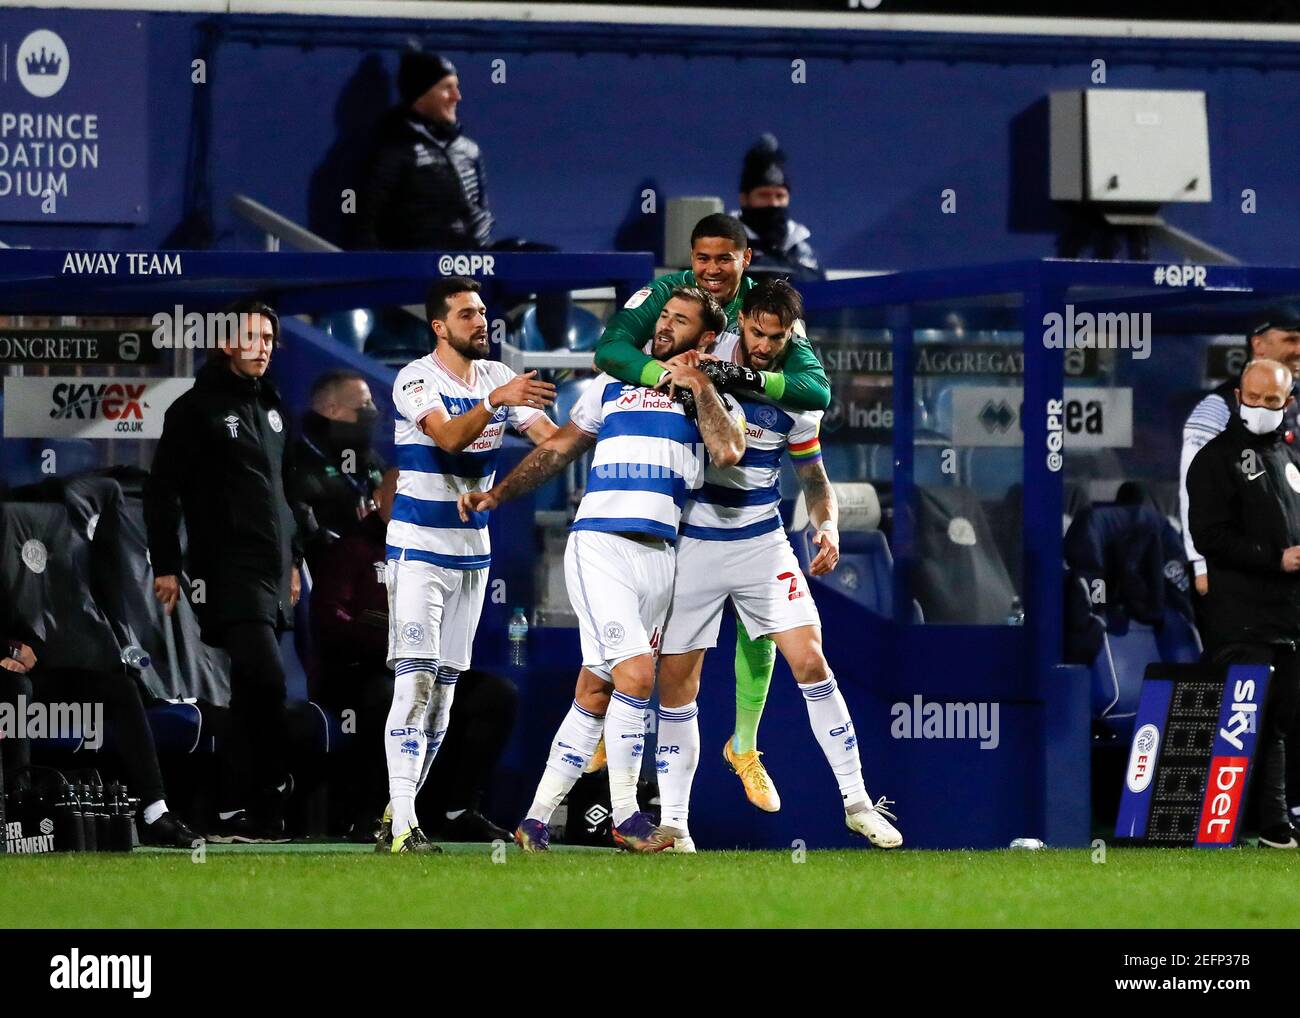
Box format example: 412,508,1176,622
381,276,559,853
459,286,746,853
657,278,903,851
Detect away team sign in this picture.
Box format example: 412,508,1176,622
0,12,148,222
3,375,190,438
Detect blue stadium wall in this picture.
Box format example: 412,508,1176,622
2,8,1300,268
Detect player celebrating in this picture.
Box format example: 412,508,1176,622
596,212,830,813
459,286,746,853
655,279,902,851
381,276,558,853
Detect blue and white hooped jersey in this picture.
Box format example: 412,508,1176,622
569,373,741,542
386,351,545,569
680,334,823,542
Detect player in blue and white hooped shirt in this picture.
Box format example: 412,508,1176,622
382,277,560,854
657,279,902,851
458,286,747,853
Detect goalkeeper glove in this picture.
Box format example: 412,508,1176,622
700,359,766,395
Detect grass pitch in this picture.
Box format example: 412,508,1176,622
4,842,1299,928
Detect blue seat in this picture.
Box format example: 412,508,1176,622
145,700,211,755
793,528,922,622
316,308,375,353
553,377,594,426
514,304,603,352
1095,618,1196,742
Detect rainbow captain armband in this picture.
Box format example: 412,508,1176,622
788,435,822,465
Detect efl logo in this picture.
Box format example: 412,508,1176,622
1198,756,1249,844
1125,723,1159,793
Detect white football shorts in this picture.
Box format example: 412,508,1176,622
661,528,821,655
564,529,676,681
385,555,487,672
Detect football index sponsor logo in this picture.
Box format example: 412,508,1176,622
890,695,1000,750
50,949,151,998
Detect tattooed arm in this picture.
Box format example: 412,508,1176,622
669,363,746,468
797,457,840,575
457,421,596,520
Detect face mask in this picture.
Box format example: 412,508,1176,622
741,204,789,249
1240,402,1285,436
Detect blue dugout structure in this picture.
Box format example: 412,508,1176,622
8,250,1300,849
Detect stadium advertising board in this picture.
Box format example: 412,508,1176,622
1115,663,1270,847
815,340,1099,442
3,375,189,438
0,327,159,365
0,12,148,223
950,386,1133,448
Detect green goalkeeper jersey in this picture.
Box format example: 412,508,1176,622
593,269,831,411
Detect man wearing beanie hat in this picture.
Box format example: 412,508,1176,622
731,133,823,280
354,50,494,251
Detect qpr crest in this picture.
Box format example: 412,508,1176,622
401,622,425,645
21,539,47,574
267,409,284,433
603,621,626,646
755,405,779,429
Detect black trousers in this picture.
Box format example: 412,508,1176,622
1206,640,1300,832
220,622,290,813
0,666,166,807
321,666,516,826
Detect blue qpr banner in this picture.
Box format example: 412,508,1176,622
1116,663,1271,848
0,11,148,223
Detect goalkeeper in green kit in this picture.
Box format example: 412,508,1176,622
594,212,831,813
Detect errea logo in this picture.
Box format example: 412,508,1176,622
50,950,151,998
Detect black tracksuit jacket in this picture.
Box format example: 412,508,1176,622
1188,413,1300,649
144,357,301,643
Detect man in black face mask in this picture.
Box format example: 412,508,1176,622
1188,358,1300,848
730,134,824,281
294,369,385,572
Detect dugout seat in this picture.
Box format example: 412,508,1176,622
514,303,603,352
794,527,923,622
316,308,375,353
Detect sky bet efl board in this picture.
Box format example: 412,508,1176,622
1116,664,1271,847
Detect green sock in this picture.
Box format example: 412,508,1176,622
733,617,777,755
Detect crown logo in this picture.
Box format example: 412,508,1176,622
24,47,61,76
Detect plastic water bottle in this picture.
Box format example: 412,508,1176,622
120,645,151,670
508,607,529,667
1006,597,1025,627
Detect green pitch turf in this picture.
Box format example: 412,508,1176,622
3,843,1298,928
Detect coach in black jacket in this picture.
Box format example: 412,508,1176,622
144,302,301,842
1188,358,1300,848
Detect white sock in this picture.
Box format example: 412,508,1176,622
606,690,649,826
526,699,605,825
656,702,699,834
385,660,437,837
143,800,168,825
799,676,868,808
414,668,459,795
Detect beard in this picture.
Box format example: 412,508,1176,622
446,328,489,360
